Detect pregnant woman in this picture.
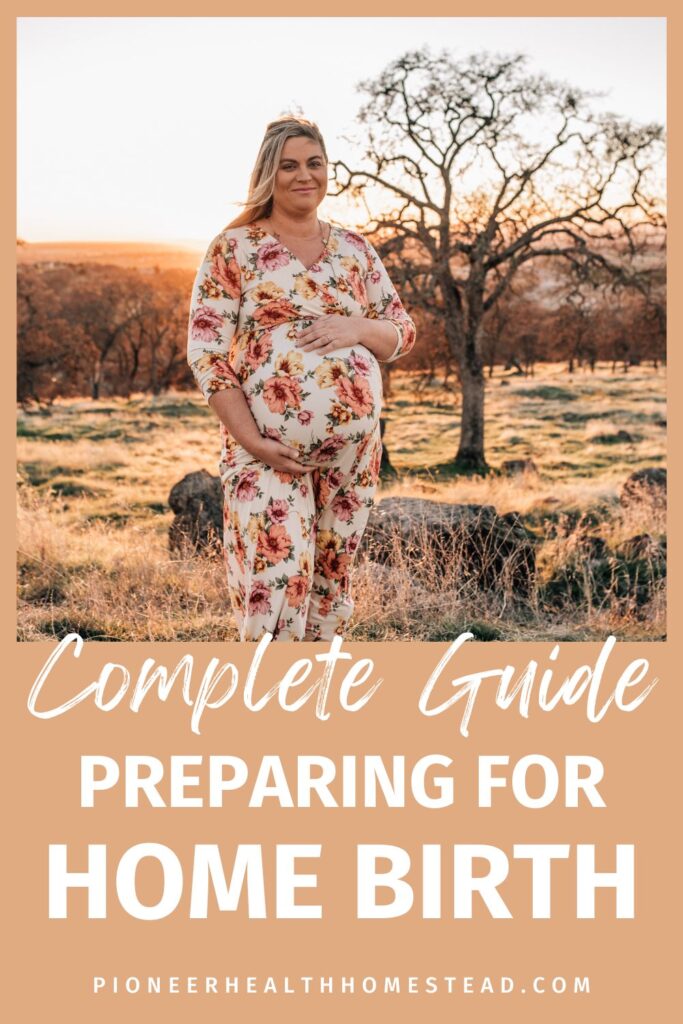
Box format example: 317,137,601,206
187,115,416,641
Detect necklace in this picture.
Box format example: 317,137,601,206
266,217,330,247
265,217,332,271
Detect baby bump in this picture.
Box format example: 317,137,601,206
245,340,383,464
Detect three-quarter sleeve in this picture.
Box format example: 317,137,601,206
362,238,417,362
187,231,243,402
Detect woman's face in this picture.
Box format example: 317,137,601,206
271,136,328,218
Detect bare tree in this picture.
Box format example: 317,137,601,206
17,261,197,401
139,285,194,394
560,294,595,374
331,47,665,471
63,272,143,399
480,300,508,378
17,266,88,404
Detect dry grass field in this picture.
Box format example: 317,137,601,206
17,363,667,642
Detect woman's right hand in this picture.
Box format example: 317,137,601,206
250,437,313,475
208,390,315,476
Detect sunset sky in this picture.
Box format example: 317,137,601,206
17,17,666,247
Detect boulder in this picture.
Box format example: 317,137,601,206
167,476,537,596
359,496,536,597
168,470,222,554
619,468,667,510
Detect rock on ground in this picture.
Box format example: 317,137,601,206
168,470,222,554
167,473,537,597
619,467,667,510
358,496,537,597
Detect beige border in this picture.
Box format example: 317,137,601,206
4,7,679,1022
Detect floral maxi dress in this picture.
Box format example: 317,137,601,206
187,223,416,641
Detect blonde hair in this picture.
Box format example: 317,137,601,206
227,115,328,228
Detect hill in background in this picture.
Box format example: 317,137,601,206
16,239,203,271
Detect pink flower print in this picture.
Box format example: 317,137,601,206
369,270,381,284
401,319,417,353
315,474,330,506
320,288,340,307
233,525,246,571
327,469,344,490
248,581,272,616
253,297,300,327
342,230,367,252
256,241,291,271
190,305,223,342
349,351,372,375
319,547,351,582
348,267,367,305
267,499,290,525
262,375,302,414
335,374,374,417
316,435,347,461
234,468,260,501
355,433,371,459
245,331,273,370
297,410,314,425
208,357,241,389
286,575,310,609
331,490,362,523
385,295,402,318
211,252,241,300
257,523,293,565
346,534,360,555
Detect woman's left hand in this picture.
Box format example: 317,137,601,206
295,315,361,355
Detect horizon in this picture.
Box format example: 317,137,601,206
18,237,206,249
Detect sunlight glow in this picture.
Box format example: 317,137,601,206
17,17,666,245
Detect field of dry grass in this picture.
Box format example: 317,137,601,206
17,363,667,642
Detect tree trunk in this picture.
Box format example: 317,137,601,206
379,417,397,478
381,362,393,399
454,355,487,473
91,360,102,400
150,342,158,395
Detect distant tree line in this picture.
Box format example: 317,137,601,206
17,251,665,406
403,251,666,390
17,262,192,404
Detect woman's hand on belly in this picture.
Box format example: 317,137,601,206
251,437,317,476
210,388,313,475
295,314,362,355
295,313,399,361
